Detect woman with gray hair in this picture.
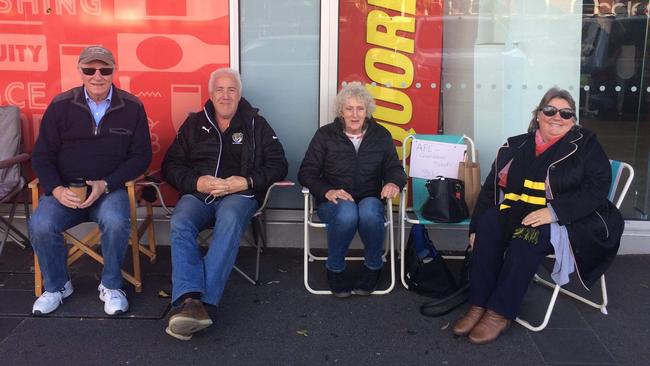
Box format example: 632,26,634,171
298,81,406,297
452,87,624,344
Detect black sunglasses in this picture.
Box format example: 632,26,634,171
81,67,114,76
539,105,575,120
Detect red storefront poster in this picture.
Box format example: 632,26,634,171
1,0,230,202
338,0,443,161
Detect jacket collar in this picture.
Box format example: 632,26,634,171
333,116,376,135
72,84,124,113
203,97,258,130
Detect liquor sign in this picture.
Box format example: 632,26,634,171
0,0,230,197
338,0,444,161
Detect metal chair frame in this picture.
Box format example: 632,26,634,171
398,134,477,289
515,160,634,331
196,180,295,285
302,187,396,295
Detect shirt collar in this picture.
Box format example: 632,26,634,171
84,86,113,104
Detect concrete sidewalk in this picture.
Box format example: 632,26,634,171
0,244,648,365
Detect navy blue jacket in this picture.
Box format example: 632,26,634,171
32,85,152,194
471,127,624,288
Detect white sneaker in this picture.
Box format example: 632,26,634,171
98,283,129,315
32,280,74,315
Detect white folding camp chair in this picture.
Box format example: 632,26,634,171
515,160,634,331
399,134,477,289
302,187,396,295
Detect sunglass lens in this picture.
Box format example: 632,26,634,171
541,106,574,119
559,109,574,119
541,106,557,117
81,67,113,76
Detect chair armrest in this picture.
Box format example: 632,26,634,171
0,153,30,169
257,179,295,212
28,178,40,190
28,178,41,209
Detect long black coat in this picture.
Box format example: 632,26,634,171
470,127,624,288
298,117,406,205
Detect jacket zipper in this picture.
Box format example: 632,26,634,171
203,107,222,177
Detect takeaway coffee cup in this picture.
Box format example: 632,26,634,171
68,178,88,203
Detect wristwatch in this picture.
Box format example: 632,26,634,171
103,180,110,194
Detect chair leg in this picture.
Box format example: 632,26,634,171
252,217,265,284
127,185,142,293
146,203,157,263
515,277,561,332
34,253,43,297
0,197,28,255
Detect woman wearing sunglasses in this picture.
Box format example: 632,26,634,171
452,87,624,344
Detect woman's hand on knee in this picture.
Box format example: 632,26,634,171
325,189,354,204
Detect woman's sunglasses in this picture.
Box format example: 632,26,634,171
539,105,575,120
81,67,114,76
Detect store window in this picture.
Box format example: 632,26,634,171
439,0,649,220
240,0,320,209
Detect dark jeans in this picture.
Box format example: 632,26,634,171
469,207,552,319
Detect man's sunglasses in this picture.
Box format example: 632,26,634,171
81,67,114,76
539,105,575,120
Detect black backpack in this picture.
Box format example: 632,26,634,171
404,224,458,298
404,224,474,317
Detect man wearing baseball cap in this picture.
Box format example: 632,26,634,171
30,45,152,316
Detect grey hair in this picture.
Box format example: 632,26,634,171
335,81,376,118
528,87,577,133
208,68,242,93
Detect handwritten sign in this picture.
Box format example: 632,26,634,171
409,139,466,179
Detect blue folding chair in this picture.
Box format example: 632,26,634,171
399,134,476,289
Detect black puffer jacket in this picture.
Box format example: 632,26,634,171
298,117,406,204
471,127,624,288
162,98,288,205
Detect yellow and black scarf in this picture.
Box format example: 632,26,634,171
499,135,561,244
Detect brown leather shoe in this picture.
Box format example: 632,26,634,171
452,306,486,336
166,298,213,341
468,310,511,345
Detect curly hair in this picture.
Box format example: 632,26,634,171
335,81,376,118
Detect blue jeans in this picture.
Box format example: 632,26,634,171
317,197,385,272
29,191,131,292
170,194,258,306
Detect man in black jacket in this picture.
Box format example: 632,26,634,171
162,68,287,341
30,45,152,316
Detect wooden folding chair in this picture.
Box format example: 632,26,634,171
515,160,634,331
30,177,157,296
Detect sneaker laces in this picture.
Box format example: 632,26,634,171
40,290,64,304
103,288,126,301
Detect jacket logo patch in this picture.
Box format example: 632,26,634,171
232,132,244,144
201,125,212,133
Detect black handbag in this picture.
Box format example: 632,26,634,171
420,176,469,223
